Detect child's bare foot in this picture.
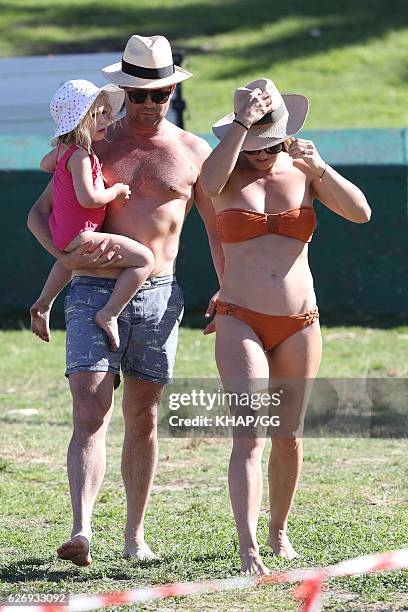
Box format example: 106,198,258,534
267,528,298,559
30,301,51,342
240,548,270,575
95,309,120,351
124,540,160,561
57,534,92,567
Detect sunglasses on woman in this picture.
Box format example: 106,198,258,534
244,142,284,155
126,88,172,104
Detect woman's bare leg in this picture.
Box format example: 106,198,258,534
30,261,72,342
266,322,322,558
215,314,270,574
67,231,155,351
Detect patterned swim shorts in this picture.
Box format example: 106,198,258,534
65,274,184,386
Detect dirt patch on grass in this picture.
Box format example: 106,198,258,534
0,446,63,468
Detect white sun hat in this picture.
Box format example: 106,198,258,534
102,34,192,89
50,79,125,138
212,78,309,151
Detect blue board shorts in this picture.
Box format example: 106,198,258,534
64,274,184,386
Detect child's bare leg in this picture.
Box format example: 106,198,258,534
94,266,153,351
30,261,72,342
79,232,155,351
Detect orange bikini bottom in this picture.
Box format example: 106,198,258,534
215,301,319,351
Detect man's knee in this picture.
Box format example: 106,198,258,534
69,372,114,435
73,397,112,435
122,378,163,438
232,435,266,459
124,405,159,439
272,436,302,453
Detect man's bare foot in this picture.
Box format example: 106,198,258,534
57,535,92,567
240,548,270,575
124,540,160,561
267,528,298,559
30,301,51,342
94,309,120,351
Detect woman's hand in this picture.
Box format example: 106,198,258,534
289,139,371,223
203,290,219,335
235,88,273,129
201,88,274,197
288,138,326,177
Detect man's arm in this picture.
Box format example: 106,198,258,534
40,148,58,173
27,182,122,269
27,180,61,258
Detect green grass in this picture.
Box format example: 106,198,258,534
1,0,408,133
0,326,408,610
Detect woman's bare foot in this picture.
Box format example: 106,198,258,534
57,534,92,567
124,539,160,561
267,528,298,559
240,548,270,575
30,301,51,342
94,309,120,351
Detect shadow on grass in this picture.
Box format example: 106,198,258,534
0,557,82,583
2,0,408,65
0,554,225,584
0,557,138,583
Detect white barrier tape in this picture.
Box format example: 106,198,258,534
1,548,407,612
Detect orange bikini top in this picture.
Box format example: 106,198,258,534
216,207,316,244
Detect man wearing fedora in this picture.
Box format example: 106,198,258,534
27,34,223,566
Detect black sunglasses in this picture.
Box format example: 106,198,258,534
244,142,284,155
126,88,172,104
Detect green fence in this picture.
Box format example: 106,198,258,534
1,129,407,326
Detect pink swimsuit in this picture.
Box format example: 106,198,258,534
49,144,106,250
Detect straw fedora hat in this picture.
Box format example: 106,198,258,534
212,78,309,151
50,79,125,138
102,35,192,89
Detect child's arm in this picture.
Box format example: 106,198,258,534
68,148,131,209
40,148,58,173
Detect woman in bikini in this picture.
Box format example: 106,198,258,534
201,79,371,574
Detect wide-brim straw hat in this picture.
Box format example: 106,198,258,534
212,78,309,151
102,34,192,89
50,79,125,138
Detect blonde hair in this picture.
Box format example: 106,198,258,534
52,92,113,153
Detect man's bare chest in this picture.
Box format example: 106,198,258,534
102,148,197,198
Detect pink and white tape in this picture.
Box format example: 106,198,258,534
1,548,407,612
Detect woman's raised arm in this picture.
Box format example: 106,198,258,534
201,88,273,197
